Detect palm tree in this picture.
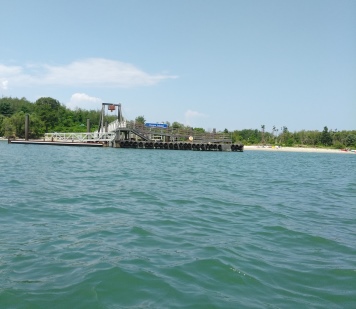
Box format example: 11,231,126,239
261,124,265,145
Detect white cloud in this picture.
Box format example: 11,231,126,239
0,64,23,75
0,58,177,88
1,79,8,90
184,109,208,127
67,93,102,110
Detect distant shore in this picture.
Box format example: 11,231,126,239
244,145,355,154
1,137,355,154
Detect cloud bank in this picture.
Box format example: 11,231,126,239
184,109,208,127
0,58,177,88
67,93,102,110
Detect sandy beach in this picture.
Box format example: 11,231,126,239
244,145,356,154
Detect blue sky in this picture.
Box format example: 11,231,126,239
0,0,355,132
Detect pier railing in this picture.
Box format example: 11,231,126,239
44,120,232,144
124,123,232,143
101,119,127,133
44,132,116,143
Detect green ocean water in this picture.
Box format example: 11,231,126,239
0,142,355,309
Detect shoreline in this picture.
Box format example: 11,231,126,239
244,145,355,154
1,137,355,154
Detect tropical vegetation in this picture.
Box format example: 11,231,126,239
1,96,355,149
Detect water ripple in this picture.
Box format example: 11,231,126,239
0,143,355,308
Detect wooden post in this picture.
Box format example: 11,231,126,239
87,118,90,133
105,121,108,133
25,114,29,141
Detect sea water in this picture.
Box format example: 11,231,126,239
0,142,355,308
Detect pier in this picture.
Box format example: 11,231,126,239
9,103,244,152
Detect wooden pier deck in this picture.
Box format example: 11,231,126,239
9,140,104,147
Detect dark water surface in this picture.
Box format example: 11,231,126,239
0,142,355,308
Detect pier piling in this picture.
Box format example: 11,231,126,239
25,114,29,141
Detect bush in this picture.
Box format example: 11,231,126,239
333,142,345,149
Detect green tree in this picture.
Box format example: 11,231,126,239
345,134,356,147
2,117,15,137
0,115,5,136
233,129,260,144
0,102,14,116
28,114,45,138
261,124,265,144
193,127,205,133
309,130,321,146
11,112,27,137
34,97,62,132
135,115,146,125
231,131,242,143
320,126,332,146
0,97,33,115
172,122,184,129
280,126,289,145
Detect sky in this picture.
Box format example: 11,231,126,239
0,0,355,132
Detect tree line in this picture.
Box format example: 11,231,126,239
0,97,116,139
1,96,355,148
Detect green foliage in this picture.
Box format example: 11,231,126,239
28,114,45,138
34,97,63,132
333,141,345,149
135,115,146,124
0,97,34,115
232,129,260,144
71,108,102,131
172,121,184,129
2,117,15,137
0,97,355,149
229,127,356,148
345,134,356,147
193,127,205,133
0,102,14,116
0,115,5,136
10,112,26,138
320,126,332,146
0,111,44,138
285,137,294,147
0,97,103,137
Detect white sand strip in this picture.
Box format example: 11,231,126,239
244,145,356,154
